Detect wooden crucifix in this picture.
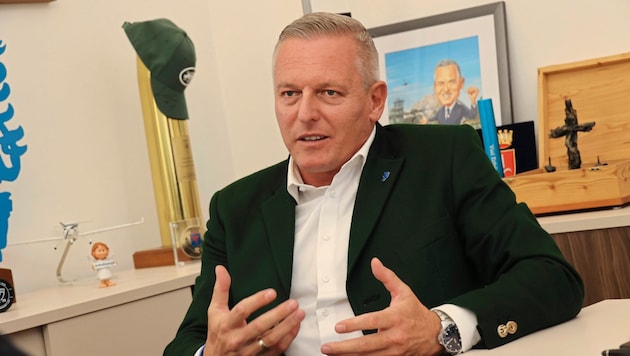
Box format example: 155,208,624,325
549,99,596,169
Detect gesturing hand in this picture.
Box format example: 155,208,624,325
321,258,443,356
203,265,305,356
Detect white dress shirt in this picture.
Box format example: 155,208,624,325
285,129,375,355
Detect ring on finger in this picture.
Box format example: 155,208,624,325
258,338,269,351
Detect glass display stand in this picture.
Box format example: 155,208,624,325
169,217,204,266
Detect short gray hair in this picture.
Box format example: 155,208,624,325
272,12,379,89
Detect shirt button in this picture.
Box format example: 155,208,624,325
322,309,329,317
329,190,336,198
322,234,331,241
323,276,330,283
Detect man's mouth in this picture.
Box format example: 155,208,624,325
300,135,326,141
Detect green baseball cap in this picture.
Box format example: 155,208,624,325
123,18,195,120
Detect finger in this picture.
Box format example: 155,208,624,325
246,299,302,340
334,309,388,334
208,266,277,330
226,288,277,331
322,332,386,355
257,307,305,352
329,259,409,333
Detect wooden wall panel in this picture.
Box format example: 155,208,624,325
552,226,630,306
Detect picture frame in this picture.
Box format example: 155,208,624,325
369,2,512,129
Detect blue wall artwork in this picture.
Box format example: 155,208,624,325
0,40,28,261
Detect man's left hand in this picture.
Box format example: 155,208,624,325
320,258,444,356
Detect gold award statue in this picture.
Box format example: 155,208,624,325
123,19,203,267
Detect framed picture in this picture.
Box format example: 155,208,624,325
369,2,512,129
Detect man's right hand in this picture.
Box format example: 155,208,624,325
203,265,305,356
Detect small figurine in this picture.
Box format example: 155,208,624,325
90,242,117,288
549,99,596,169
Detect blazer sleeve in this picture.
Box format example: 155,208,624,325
164,163,291,355
345,124,583,350
445,126,584,348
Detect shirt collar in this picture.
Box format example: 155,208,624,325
287,125,376,204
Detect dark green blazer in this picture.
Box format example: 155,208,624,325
165,123,583,355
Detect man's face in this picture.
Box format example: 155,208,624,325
433,64,464,107
273,35,386,187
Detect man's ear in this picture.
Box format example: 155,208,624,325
369,81,388,123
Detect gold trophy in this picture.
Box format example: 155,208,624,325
123,19,203,268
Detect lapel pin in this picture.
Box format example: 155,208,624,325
381,171,390,182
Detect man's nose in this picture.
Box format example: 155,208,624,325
296,93,319,122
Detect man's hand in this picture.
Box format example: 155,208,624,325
203,265,305,356
320,258,443,356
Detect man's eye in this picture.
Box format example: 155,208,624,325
324,90,337,96
283,91,296,97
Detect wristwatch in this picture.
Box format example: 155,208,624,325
434,309,462,355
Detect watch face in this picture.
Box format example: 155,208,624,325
441,324,462,353
0,279,14,312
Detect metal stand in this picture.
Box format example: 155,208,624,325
56,222,79,284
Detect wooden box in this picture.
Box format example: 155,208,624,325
132,247,192,269
504,52,630,215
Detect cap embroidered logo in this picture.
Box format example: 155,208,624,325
179,67,195,86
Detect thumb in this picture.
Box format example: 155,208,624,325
370,257,410,300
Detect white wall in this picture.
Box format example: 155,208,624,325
1,0,629,294
0,0,235,293
215,0,630,181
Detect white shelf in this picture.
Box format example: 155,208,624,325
537,204,630,234
0,261,200,335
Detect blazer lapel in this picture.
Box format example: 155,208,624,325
261,174,297,294
348,125,404,273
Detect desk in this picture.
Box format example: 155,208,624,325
0,262,201,356
1,262,627,355
468,299,630,355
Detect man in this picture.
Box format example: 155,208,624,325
165,12,583,356
429,59,479,125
